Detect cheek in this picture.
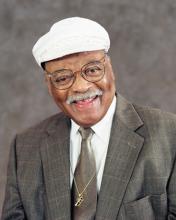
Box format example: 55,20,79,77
97,74,115,92
50,87,68,104
50,89,71,114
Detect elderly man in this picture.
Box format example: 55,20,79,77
2,17,176,220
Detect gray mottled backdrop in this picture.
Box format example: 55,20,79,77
1,0,176,216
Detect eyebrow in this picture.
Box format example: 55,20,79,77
46,54,106,74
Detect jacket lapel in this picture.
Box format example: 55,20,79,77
96,95,144,220
40,114,71,220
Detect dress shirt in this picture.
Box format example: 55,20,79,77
70,96,116,192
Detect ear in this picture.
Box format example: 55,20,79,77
44,72,52,96
106,55,116,81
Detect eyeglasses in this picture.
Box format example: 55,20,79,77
46,54,106,90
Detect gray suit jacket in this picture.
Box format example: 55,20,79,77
2,94,176,220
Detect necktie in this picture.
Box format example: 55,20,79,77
72,127,97,220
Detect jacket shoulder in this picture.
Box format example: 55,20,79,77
133,104,176,151
133,103,176,124
16,112,69,144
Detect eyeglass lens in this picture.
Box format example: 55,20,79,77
49,55,105,90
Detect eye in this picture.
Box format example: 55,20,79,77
52,70,73,85
55,75,71,82
84,66,102,76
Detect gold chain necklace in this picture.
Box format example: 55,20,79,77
70,162,97,207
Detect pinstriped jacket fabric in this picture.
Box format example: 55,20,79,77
2,94,176,220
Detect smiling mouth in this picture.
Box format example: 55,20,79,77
72,95,99,105
66,89,103,105
73,95,98,104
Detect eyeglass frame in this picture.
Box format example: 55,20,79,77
45,53,107,90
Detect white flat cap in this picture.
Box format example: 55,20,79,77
32,17,110,67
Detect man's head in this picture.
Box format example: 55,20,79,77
32,17,116,127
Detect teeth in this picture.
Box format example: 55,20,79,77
66,90,103,104
76,96,96,103
72,95,98,104
83,96,96,101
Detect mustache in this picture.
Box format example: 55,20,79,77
66,89,103,104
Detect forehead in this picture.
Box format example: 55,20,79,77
45,50,105,71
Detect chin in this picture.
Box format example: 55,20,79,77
74,115,103,127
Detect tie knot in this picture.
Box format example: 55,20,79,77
79,127,94,140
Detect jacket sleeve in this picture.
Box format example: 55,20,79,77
168,153,176,219
1,136,26,220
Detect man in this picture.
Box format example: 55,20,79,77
2,17,176,220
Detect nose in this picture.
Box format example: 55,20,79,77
71,71,92,93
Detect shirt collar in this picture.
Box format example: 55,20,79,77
92,96,116,144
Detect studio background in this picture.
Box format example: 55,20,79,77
1,0,176,216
